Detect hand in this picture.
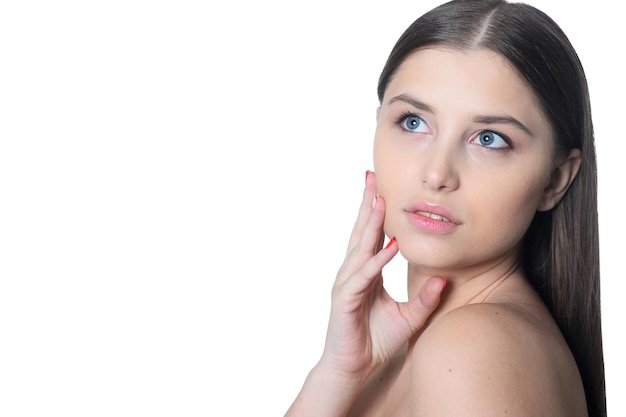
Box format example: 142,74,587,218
319,171,446,382
285,171,446,417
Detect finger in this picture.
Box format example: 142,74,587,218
402,277,446,332
375,223,386,253
341,195,387,276
340,236,399,298
346,171,377,254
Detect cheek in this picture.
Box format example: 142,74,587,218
372,159,403,238
372,131,386,174
479,174,549,236
372,134,396,195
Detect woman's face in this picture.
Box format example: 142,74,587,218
374,47,557,271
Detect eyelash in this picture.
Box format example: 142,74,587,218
393,110,513,150
471,130,513,151
394,110,424,128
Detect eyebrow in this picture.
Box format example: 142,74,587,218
388,93,534,137
473,115,534,136
388,94,435,113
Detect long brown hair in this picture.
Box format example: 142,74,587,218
377,1,605,415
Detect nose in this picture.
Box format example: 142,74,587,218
421,139,460,192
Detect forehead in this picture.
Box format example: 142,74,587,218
383,47,545,120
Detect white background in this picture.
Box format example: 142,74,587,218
0,1,623,416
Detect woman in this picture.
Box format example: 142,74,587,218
285,0,605,416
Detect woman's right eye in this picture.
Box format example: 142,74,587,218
399,114,429,133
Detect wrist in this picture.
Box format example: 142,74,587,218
284,362,365,417
313,357,370,389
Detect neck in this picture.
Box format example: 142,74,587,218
407,250,523,323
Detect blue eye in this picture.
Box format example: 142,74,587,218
475,130,509,149
400,114,429,133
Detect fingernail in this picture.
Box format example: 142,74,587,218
372,194,379,209
385,237,396,249
365,170,372,185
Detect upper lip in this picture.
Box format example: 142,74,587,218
404,201,460,224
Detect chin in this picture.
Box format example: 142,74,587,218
398,243,450,270
395,237,468,272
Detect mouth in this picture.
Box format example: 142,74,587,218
415,211,451,223
403,201,461,234
405,205,459,234
405,201,459,224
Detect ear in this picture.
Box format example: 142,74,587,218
376,106,381,120
537,148,582,212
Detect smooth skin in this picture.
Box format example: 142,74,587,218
286,47,587,417
285,173,446,417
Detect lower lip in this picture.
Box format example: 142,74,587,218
406,212,459,234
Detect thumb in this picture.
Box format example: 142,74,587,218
405,276,446,329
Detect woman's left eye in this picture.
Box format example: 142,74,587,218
473,130,510,149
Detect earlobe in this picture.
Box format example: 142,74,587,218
537,149,582,212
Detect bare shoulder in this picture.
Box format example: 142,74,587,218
410,303,587,417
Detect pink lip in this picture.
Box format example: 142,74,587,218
404,202,460,235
